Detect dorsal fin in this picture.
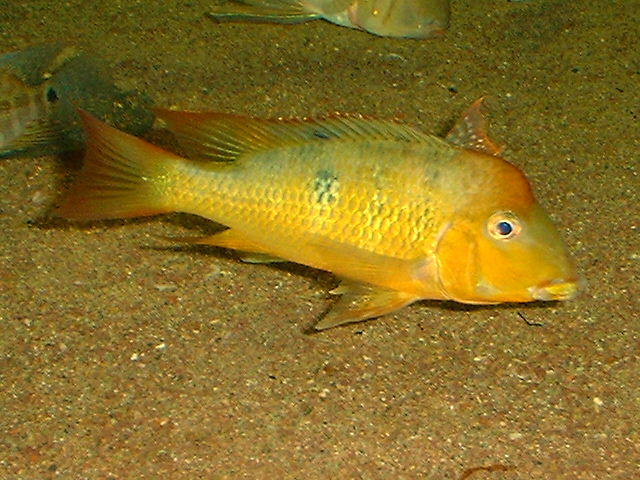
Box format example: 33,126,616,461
154,108,440,162
445,98,503,156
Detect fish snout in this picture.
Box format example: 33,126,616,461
529,276,582,301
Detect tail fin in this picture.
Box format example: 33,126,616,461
57,110,181,221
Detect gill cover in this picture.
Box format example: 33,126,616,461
435,219,484,303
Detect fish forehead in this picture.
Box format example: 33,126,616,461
445,149,536,214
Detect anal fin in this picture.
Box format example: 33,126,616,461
315,281,418,330
163,228,285,263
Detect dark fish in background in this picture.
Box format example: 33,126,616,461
0,42,154,158
208,0,450,38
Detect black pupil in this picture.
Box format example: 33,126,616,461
496,221,513,236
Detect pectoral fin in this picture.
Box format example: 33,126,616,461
304,233,441,297
314,281,418,330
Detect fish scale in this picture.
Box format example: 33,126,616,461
167,139,447,262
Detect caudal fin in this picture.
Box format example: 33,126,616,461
57,110,181,221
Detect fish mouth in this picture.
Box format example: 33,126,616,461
529,277,581,301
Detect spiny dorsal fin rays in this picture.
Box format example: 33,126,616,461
445,97,503,156
154,108,442,163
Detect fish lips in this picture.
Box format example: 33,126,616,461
528,276,583,302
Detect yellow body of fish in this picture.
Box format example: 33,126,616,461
58,100,579,330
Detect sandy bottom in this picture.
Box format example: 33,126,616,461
1,1,638,478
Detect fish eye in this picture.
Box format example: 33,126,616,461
496,221,513,236
487,211,522,240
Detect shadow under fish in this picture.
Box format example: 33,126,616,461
0,42,154,159
208,0,450,38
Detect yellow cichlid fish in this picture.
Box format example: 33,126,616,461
57,100,579,330
208,0,450,38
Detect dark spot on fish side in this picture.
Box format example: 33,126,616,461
313,129,330,139
46,87,59,103
313,169,339,204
